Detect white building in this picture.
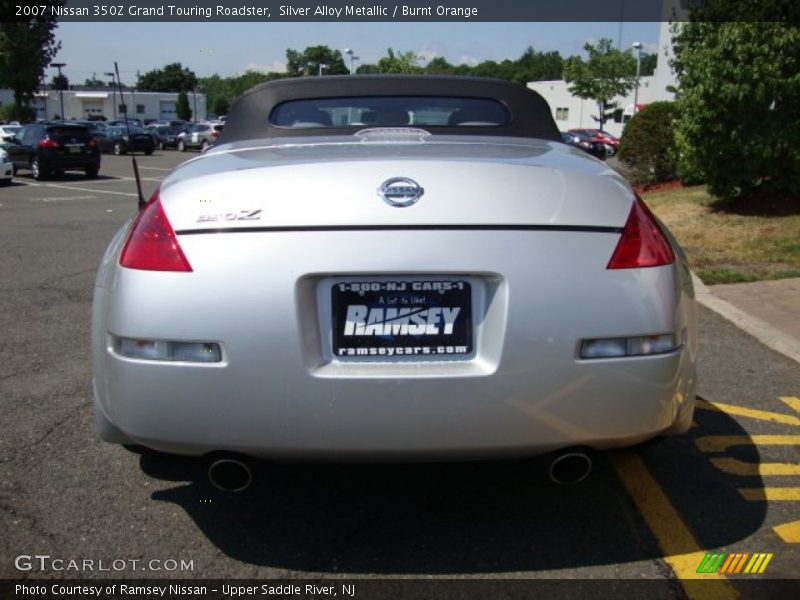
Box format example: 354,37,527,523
1,88,207,122
529,14,684,138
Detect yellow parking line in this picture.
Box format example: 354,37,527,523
773,519,800,543
739,487,800,501
780,396,800,414
611,452,737,599
696,399,800,427
696,435,800,453
710,458,800,476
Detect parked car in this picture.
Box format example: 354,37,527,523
5,122,100,180
153,119,190,131
107,118,145,129
0,124,21,143
177,122,224,152
0,146,12,185
95,126,155,155
146,124,182,150
569,128,620,156
92,76,696,489
561,131,607,160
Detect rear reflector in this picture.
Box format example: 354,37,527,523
580,331,682,359
119,191,192,271
607,195,674,269
114,337,221,363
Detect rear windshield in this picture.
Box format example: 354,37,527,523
270,96,511,129
47,126,91,140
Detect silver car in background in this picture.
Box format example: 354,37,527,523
92,76,696,483
177,121,224,152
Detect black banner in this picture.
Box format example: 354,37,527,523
4,0,681,23
4,578,800,600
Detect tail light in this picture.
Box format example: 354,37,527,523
89,137,99,147
210,131,220,138
38,137,59,149
119,191,193,272
607,195,674,269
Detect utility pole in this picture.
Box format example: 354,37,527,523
51,62,66,119
105,71,116,119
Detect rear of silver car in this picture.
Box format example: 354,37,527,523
92,137,696,460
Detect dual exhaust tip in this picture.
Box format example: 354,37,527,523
207,458,253,492
548,451,592,485
207,450,592,492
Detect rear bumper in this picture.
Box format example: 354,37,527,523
92,229,697,459
94,347,694,460
42,153,100,170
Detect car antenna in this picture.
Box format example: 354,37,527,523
115,62,146,210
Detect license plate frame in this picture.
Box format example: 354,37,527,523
331,279,473,360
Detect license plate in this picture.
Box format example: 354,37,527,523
332,279,472,359
68,145,81,153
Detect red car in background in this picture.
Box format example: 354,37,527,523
568,128,620,156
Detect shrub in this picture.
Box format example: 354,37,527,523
618,101,679,186
0,102,36,123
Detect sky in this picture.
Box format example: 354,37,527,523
52,21,661,85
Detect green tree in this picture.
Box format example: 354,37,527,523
377,49,424,74
355,64,381,74
200,70,286,117
137,63,197,92
672,20,800,199
212,97,230,117
176,90,192,121
52,73,68,90
84,76,106,87
424,56,458,75
286,46,347,77
0,2,62,121
563,38,637,131
512,47,564,83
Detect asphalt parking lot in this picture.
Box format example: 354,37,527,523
1,151,799,597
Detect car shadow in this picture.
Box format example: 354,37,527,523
136,398,766,574
15,173,118,182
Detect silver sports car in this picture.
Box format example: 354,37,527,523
92,76,696,485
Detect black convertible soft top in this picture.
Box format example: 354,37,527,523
216,75,560,144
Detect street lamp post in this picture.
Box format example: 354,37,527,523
105,71,116,120
318,63,328,76
344,48,359,75
51,62,66,119
632,42,643,116
38,74,47,120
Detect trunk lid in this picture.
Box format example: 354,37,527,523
160,135,633,232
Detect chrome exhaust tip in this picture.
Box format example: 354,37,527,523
548,452,592,485
207,458,253,492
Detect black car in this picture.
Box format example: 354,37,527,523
145,125,182,150
95,126,155,155
560,131,607,160
5,123,101,180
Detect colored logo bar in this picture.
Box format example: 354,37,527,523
697,552,773,574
